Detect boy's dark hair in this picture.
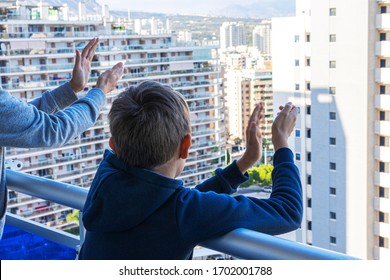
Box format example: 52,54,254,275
109,80,191,169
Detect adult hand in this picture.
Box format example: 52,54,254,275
70,38,99,93
272,102,298,151
96,62,124,94
236,103,264,174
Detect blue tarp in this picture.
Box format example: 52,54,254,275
0,224,76,260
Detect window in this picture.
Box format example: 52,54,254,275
295,130,301,137
380,85,386,94
306,105,311,115
330,112,336,120
295,84,300,90
381,59,386,68
379,237,385,248
307,128,311,138
329,8,336,16
308,221,312,230
307,152,311,162
380,111,386,121
306,34,311,42
379,161,385,172
307,198,312,208
294,35,300,42
296,153,301,161
306,58,311,66
306,82,311,91
330,162,336,170
379,211,385,222
381,6,387,14
380,33,387,41
379,187,385,198
330,212,337,220
295,59,300,66
330,236,337,244
329,61,336,68
330,137,336,145
307,175,311,185
329,34,336,42
330,187,336,195
329,86,336,95
380,136,385,146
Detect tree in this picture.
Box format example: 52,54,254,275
234,137,242,145
66,210,80,225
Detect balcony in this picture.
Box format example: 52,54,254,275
375,41,390,57
3,170,357,260
374,146,390,162
375,68,390,83
375,120,390,137
376,13,390,30
375,171,390,188
374,197,390,214
375,94,390,111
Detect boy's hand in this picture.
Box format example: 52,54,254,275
70,38,99,93
272,102,298,151
96,62,124,94
236,103,264,174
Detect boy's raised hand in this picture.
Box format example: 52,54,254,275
236,103,264,174
70,38,99,93
272,102,298,151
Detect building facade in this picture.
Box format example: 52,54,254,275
252,20,272,55
1,1,224,233
219,22,245,50
272,0,390,260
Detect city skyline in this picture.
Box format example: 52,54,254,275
97,0,295,17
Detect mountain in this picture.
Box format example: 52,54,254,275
211,0,295,18
24,0,101,14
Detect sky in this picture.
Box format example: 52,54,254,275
97,0,288,15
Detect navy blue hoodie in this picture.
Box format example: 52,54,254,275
79,148,302,259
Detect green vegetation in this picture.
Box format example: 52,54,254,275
240,164,273,188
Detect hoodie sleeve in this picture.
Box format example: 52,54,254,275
194,160,249,194
0,87,106,148
176,148,303,246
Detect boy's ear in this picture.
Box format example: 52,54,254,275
179,134,192,159
109,137,116,153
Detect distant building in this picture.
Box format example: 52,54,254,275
219,22,245,50
253,20,272,55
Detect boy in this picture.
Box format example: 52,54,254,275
0,38,124,238
79,80,302,260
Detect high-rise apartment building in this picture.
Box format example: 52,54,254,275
1,1,224,233
219,22,245,50
224,69,273,148
253,20,272,55
272,0,390,260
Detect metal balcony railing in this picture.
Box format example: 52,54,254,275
5,170,358,260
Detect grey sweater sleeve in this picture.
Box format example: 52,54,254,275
28,82,78,113
0,87,106,148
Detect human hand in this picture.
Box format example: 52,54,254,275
272,102,298,151
96,62,124,94
236,103,264,174
70,38,99,93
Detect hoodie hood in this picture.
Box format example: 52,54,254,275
82,150,182,232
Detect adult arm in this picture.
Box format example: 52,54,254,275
0,88,105,148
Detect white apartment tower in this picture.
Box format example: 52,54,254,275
219,22,246,50
0,1,224,233
253,20,272,55
273,0,390,260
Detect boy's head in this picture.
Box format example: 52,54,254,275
108,80,191,169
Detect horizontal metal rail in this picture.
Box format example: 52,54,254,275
6,170,358,260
